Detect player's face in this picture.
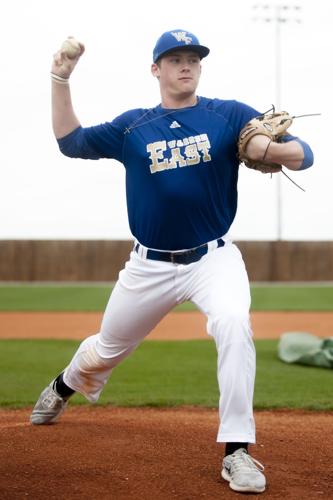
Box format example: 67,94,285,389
152,51,201,101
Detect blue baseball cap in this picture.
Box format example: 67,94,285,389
153,29,210,63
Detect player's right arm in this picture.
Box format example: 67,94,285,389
51,38,134,163
51,40,84,138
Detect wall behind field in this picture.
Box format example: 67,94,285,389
0,240,332,282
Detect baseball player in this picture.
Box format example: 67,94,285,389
30,30,314,494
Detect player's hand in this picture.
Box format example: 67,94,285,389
51,37,85,79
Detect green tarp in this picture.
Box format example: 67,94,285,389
278,332,333,369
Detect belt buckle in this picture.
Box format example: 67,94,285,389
170,243,212,265
172,248,195,265
170,251,184,264
169,250,183,264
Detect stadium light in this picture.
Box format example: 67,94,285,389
252,3,302,240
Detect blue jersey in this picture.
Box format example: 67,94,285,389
58,97,261,250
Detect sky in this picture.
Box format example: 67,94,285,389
1,0,332,241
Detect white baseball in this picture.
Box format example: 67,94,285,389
61,38,81,59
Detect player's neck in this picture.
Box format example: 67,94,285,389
160,93,198,109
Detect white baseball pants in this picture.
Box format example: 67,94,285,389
63,241,256,443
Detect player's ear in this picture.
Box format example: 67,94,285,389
151,63,160,79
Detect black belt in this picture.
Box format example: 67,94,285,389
134,238,225,265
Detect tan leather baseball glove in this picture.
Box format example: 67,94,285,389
238,111,293,173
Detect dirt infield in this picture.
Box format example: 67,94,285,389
1,311,332,499
0,310,332,340
0,406,332,499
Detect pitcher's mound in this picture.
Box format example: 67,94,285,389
0,406,332,499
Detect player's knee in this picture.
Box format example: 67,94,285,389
96,335,139,363
78,346,112,374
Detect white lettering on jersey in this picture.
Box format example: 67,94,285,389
197,134,211,162
184,144,200,166
171,31,192,45
169,148,187,169
146,141,171,173
147,134,212,174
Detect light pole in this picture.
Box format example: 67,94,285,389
252,3,302,240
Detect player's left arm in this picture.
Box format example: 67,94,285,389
246,134,314,171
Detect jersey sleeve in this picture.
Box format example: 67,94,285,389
211,99,261,141
279,134,314,170
57,111,138,163
229,101,261,138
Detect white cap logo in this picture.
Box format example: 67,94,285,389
171,31,193,45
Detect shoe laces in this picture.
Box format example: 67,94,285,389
230,449,265,474
42,390,64,409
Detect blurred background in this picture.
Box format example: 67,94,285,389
1,0,332,280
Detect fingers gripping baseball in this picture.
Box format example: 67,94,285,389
52,37,85,79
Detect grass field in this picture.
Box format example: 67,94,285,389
0,283,332,411
0,283,333,311
0,339,331,410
